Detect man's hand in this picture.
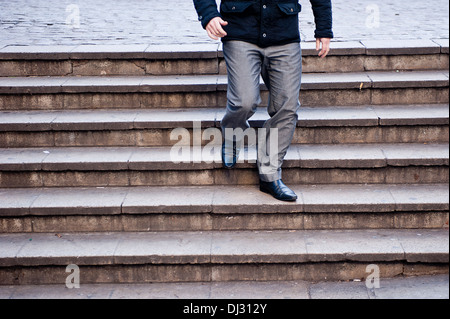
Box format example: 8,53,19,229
206,17,228,40
316,38,331,58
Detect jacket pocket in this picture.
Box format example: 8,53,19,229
277,2,302,15
221,1,253,13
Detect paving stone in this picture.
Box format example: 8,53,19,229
304,229,404,262
0,275,447,299
0,0,447,46
0,111,59,132
432,38,450,54
122,186,214,214
113,231,212,264
395,229,450,263
0,45,78,60
361,39,442,55
29,187,128,215
0,148,50,170
128,146,219,170
0,76,67,94
296,143,386,168
211,185,303,214
309,281,369,299
61,76,144,93
220,72,376,91
14,142,441,172
371,275,450,299
301,41,366,56
381,143,449,166
297,184,396,213
51,109,139,130
210,231,308,264
0,145,447,187
301,72,372,90
133,108,218,129
0,70,447,95
69,44,149,59
1,104,446,132
372,104,450,126
297,106,379,127
368,70,450,88
109,282,212,299
0,233,33,261
10,232,121,266
1,184,448,217
40,147,133,170
387,184,450,211
144,43,220,59
0,188,42,215
209,280,309,299
5,284,114,299
0,229,447,268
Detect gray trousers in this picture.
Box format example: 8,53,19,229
221,40,302,182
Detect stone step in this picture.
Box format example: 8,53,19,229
0,40,448,76
0,143,448,188
1,275,449,299
0,104,448,147
0,228,447,284
0,184,448,233
0,70,448,110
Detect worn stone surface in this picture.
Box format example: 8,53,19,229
0,70,447,95
361,39,442,55
372,104,450,126
368,71,449,89
0,275,447,299
2,104,447,132
0,0,448,46
0,184,448,217
1,141,447,175
1,105,448,147
0,229,447,267
433,39,450,54
122,186,214,214
29,187,127,216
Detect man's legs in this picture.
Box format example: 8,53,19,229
221,40,301,201
221,41,262,167
221,40,262,138
258,42,302,182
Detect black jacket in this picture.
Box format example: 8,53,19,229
193,0,333,48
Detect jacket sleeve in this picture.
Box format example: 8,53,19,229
193,0,221,29
309,0,334,38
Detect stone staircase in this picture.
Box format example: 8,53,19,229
0,39,448,286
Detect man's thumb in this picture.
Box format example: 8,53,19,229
220,19,229,26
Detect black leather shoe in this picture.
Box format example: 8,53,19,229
222,140,240,169
260,180,298,201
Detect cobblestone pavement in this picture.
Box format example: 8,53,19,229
0,0,449,47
